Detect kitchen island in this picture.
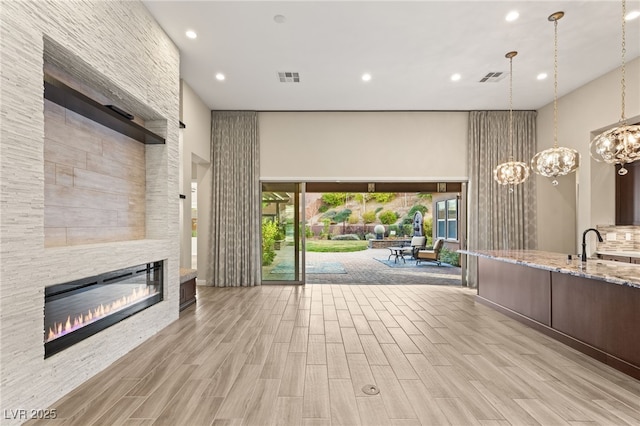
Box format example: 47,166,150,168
461,249,640,380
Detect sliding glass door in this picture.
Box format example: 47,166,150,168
261,182,304,284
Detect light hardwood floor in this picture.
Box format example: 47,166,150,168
27,284,640,426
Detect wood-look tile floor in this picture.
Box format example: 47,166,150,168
27,284,640,426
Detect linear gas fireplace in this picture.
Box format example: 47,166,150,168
44,260,164,358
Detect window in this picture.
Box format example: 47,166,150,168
447,199,458,240
436,201,446,239
436,198,458,241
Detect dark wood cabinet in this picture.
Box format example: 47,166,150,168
179,269,197,311
475,256,640,380
552,272,640,374
180,279,196,311
616,161,640,225
477,257,551,326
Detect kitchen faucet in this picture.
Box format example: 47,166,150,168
581,228,603,262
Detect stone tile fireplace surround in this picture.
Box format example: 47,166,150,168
0,2,180,423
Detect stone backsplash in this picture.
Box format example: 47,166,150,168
596,225,640,252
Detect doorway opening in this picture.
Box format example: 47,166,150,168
191,181,198,270
261,182,466,285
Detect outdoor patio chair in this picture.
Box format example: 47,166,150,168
401,236,426,259
416,238,444,266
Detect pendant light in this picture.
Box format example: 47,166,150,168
590,0,640,175
493,51,529,190
531,12,580,186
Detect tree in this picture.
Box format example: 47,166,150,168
333,209,352,233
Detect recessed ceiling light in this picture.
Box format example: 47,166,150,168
215,73,225,81
626,10,640,20
537,72,548,80
362,73,372,82
505,11,520,22
450,73,461,81
274,14,286,23
186,30,197,39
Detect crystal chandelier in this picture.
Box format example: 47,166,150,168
494,51,529,190
590,0,640,176
531,12,580,186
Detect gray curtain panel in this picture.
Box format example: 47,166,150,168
207,111,261,286
467,110,537,286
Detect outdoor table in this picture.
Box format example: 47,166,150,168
387,246,410,263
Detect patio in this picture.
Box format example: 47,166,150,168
265,247,462,285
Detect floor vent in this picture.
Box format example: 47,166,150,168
278,72,300,83
479,72,506,83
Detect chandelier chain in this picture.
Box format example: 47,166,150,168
553,18,559,149
493,50,529,187
621,0,627,122
509,54,514,161
531,11,579,183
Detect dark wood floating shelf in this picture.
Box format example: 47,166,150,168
44,74,165,145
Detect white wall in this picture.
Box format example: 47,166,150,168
259,111,468,181
536,57,640,254
180,80,211,277
0,1,179,421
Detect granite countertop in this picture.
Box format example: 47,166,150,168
459,249,640,289
597,250,640,258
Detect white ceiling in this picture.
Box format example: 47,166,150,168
143,1,640,111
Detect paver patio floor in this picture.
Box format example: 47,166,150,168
265,247,462,285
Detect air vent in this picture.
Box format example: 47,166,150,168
479,72,506,83
278,72,300,83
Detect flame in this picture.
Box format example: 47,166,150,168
46,285,156,343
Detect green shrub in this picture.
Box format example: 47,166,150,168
321,193,346,207
388,224,399,236
370,193,395,203
365,233,375,240
378,210,398,225
402,224,413,236
332,234,360,240
305,225,314,238
348,215,360,225
320,218,331,239
362,211,376,223
440,247,460,266
423,217,433,239
262,220,278,265
353,194,364,203
318,204,329,213
263,250,275,266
